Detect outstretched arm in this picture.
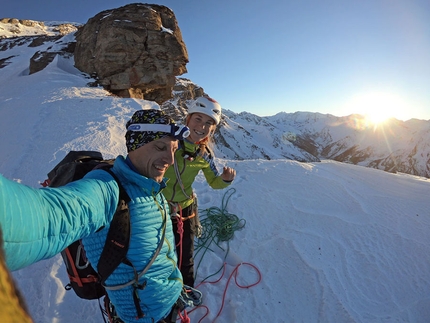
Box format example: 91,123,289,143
0,173,118,271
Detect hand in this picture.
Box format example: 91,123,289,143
221,166,236,182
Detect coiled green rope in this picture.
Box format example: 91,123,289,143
194,188,246,282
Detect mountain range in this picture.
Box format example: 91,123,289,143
1,18,429,178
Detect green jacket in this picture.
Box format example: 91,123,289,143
164,140,231,209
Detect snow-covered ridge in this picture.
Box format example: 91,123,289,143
0,18,80,38
1,17,430,178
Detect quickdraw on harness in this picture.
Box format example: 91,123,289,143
168,285,203,322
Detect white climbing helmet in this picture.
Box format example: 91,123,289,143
187,97,222,125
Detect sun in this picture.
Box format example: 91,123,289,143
346,91,407,125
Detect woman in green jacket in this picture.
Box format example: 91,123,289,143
163,97,236,287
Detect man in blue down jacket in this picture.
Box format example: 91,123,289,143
0,108,189,323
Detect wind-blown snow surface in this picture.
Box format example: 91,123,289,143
1,34,430,323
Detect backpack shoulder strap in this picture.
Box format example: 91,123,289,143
96,167,131,283
103,167,131,204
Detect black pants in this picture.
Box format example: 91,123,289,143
172,205,196,287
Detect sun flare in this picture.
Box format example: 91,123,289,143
347,91,407,125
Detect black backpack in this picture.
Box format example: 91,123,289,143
42,151,131,300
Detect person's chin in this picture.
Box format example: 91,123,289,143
151,175,163,183
153,170,166,182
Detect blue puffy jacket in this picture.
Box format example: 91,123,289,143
0,156,182,322
83,156,182,322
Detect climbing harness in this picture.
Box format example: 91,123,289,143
171,156,203,237
104,285,202,323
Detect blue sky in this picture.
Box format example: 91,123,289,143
3,0,430,121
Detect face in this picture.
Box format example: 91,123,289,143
186,113,217,143
128,136,178,183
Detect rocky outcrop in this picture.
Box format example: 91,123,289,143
0,18,77,38
0,19,46,37
28,39,75,74
161,78,205,121
74,3,188,103
1,5,188,102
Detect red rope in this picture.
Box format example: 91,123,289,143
195,264,227,288
214,262,261,321
178,310,191,323
174,206,184,269
190,262,262,322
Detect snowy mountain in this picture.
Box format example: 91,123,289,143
166,80,430,178
0,18,79,38
1,18,430,178
1,17,430,323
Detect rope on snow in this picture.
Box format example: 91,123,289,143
191,188,261,322
194,188,246,280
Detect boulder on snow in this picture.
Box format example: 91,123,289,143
74,3,189,103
